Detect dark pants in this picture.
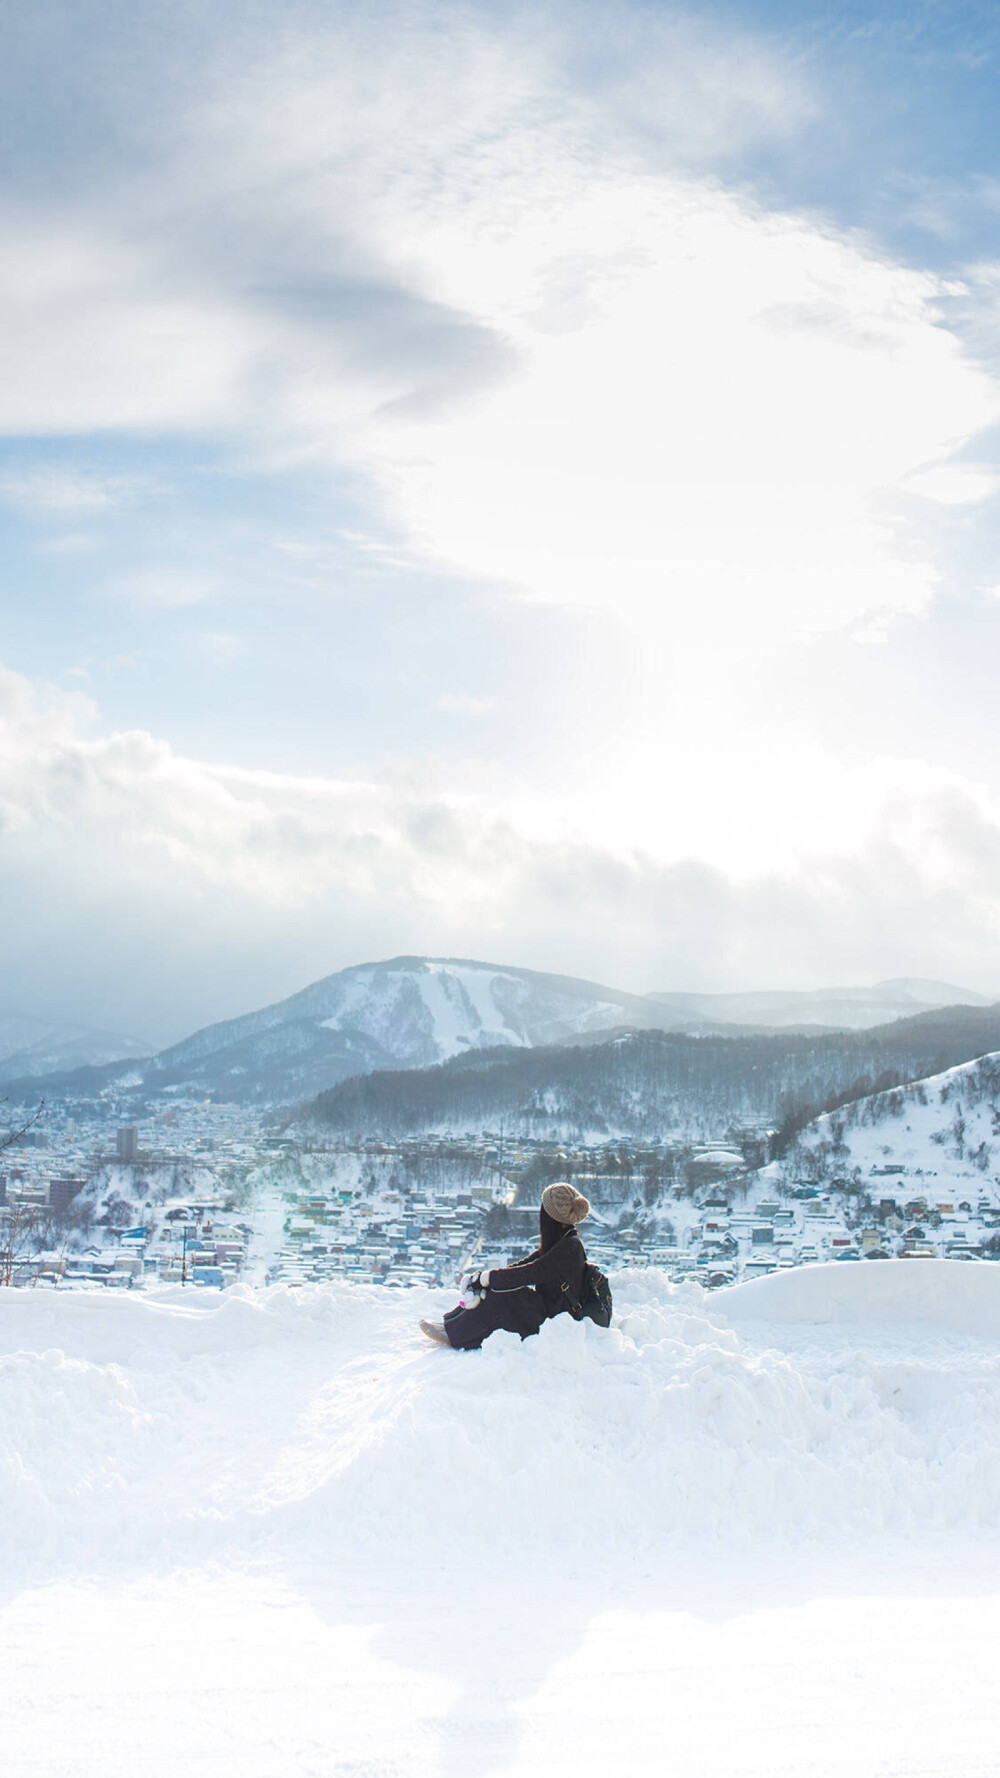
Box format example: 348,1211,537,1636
444,1289,547,1350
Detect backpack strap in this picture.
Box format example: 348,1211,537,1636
560,1279,585,1319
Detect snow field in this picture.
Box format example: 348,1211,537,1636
7,1264,1000,1776
7,1558,1000,1778
5,1262,1000,1593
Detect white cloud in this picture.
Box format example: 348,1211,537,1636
568,8,815,165
162,16,997,666
0,467,135,515
111,569,217,610
1,11,989,670
0,217,255,434
903,464,999,505
432,692,497,715
1,8,1000,1030
360,179,997,657
2,665,1000,1035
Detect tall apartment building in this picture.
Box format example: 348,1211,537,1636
116,1126,139,1163
48,1178,85,1214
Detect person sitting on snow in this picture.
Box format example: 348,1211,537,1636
419,1181,591,1350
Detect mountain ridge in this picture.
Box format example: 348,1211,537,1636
646,976,991,1030
4,956,672,1105
304,1002,1000,1143
3,955,992,1108
0,1011,154,1084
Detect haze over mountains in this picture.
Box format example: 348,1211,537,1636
6,958,668,1103
0,1012,152,1085
647,979,993,1030
4,955,996,1113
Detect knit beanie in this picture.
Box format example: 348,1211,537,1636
540,1181,591,1226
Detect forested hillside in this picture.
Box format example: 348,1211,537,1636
306,1005,1000,1141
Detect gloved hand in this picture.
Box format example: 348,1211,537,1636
462,1270,490,1301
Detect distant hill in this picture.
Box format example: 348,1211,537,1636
4,956,676,1106
646,977,990,1031
305,1002,1000,1143
760,1048,1000,1203
8,956,996,1115
0,1011,152,1084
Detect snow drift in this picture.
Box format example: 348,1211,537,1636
4,1261,1000,1593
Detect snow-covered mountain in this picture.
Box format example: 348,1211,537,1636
11,958,996,1109
647,976,990,1031
96,957,668,1103
0,1011,152,1083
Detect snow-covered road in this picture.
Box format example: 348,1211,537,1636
4,1264,1000,1775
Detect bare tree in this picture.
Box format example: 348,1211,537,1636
0,1199,50,1287
100,1191,136,1232
0,1098,44,1154
0,1101,46,1288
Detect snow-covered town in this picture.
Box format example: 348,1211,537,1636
6,1051,1000,1292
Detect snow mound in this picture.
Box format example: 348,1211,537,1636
3,1263,1000,1590
720,1256,1000,1336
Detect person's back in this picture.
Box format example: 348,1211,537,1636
419,1182,591,1350
486,1214,586,1319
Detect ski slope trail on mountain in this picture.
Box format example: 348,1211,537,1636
4,1264,1000,1776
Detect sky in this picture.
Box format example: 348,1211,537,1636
4,0,1000,1044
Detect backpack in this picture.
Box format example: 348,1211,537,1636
561,1262,613,1329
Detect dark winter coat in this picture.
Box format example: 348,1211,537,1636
444,1227,587,1351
